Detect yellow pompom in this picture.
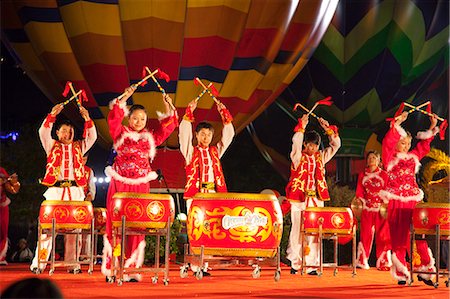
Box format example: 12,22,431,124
412,251,421,267
39,248,48,261
113,244,121,257
304,245,311,256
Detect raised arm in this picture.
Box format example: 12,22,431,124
179,99,197,165
79,106,97,154
38,104,63,155
107,87,135,141
215,102,235,158
290,114,308,170
382,112,407,166
152,94,179,146
411,113,439,160
318,117,341,163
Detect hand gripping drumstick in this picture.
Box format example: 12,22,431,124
116,69,159,101
402,102,445,121
144,67,176,111
194,77,221,105
61,81,87,108
293,97,333,119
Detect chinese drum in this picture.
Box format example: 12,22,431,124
111,192,175,229
187,192,284,258
94,208,107,232
413,202,450,236
39,200,93,229
303,207,354,235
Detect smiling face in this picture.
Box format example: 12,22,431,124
396,136,412,153
128,109,147,132
196,128,213,148
56,124,74,144
366,152,380,168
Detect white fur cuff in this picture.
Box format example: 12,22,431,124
156,110,173,120
416,127,439,140
109,98,129,116
394,124,407,137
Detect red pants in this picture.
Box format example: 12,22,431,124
388,200,435,282
357,209,391,269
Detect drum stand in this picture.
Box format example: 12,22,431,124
410,223,450,288
300,214,357,277
37,218,95,275
111,215,171,286
181,244,282,282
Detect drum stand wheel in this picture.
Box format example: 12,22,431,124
163,278,169,286
49,269,54,276
88,269,93,275
252,265,261,279
152,275,159,284
106,276,116,283
180,265,189,278
333,269,338,276
117,279,123,286
445,280,448,288
274,270,281,282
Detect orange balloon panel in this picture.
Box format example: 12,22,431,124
303,207,354,235
187,192,283,258
111,192,175,229
413,202,450,236
39,200,93,230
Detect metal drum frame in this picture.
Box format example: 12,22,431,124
92,208,107,264
110,193,173,286
409,203,450,288
37,207,95,276
300,207,357,277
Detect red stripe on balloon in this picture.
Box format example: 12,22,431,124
125,48,180,80
182,37,236,70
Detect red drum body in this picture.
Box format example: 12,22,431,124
187,193,283,258
303,207,354,235
94,208,107,232
39,200,93,229
413,202,450,236
111,192,175,229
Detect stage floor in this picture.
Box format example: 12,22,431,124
0,263,448,298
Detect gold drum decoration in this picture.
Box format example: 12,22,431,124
187,192,283,258
413,202,450,236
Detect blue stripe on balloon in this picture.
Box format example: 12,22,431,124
18,7,61,24
3,29,29,43
230,57,271,74
179,66,227,83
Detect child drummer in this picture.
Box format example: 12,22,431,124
285,112,341,275
30,97,97,274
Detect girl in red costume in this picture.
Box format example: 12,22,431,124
102,87,178,282
355,150,391,270
381,111,439,286
0,168,20,265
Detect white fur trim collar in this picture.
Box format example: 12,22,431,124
105,166,158,185
379,189,423,203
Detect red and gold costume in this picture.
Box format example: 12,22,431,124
31,113,97,272
102,99,178,280
355,167,391,269
0,167,17,264
381,123,439,283
179,105,234,202
285,119,340,272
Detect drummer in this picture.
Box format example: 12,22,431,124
380,111,439,286
30,103,97,274
355,150,391,270
285,114,341,275
179,98,235,275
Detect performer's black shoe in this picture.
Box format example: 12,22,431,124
307,270,318,276
418,276,434,286
30,267,40,274
128,278,139,282
290,268,298,275
202,271,211,277
397,280,406,285
67,268,82,274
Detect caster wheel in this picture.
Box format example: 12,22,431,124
118,279,123,286
318,272,323,277
49,269,54,276
433,282,439,289
152,276,158,284
88,269,93,275
352,273,356,278
163,279,169,286
252,268,261,279
106,276,116,283
445,280,448,288
195,270,203,280
274,270,281,282
333,269,338,276
180,266,188,278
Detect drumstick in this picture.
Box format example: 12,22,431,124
194,82,213,102
194,78,221,105
293,103,319,119
61,90,83,106
116,69,159,100
145,67,176,111
403,102,444,121
68,82,82,108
